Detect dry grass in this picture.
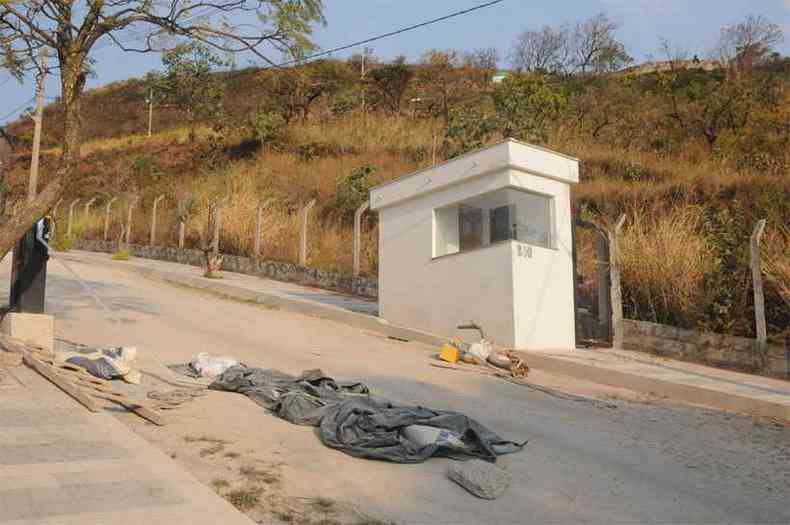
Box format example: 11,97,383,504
53,110,787,338
618,204,718,326
225,487,263,512
763,224,790,307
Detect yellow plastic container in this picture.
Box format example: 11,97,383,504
439,344,460,364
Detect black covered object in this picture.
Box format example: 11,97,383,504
210,366,526,463
209,367,369,425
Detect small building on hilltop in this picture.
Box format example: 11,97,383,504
370,139,579,350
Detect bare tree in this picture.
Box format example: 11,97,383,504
0,1,324,258
510,25,570,74
463,46,499,85
570,13,632,74
714,14,784,71
657,37,690,70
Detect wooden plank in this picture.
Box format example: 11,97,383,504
1,335,165,425
22,353,104,412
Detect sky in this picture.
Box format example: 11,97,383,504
2,0,789,126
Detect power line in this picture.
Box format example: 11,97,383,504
277,0,506,67
1,96,36,123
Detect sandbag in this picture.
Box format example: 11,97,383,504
447,460,511,500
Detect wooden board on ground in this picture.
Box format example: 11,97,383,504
0,335,167,426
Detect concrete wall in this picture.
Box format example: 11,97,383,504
509,170,575,350
374,140,578,350
623,319,788,377
378,169,518,346
73,239,378,298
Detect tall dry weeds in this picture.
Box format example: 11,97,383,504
618,205,718,326
763,224,790,308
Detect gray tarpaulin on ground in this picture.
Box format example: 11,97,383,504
210,366,526,463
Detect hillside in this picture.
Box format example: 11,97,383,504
2,55,789,343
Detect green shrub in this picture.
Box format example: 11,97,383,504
330,165,376,223
247,111,285,147
51,235,73,252
112,248,131,261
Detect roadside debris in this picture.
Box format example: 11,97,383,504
438,321,529,379
190,352,240,378
1,336,168,425
168,353,242,378
447,460,512,500
210,366,526,464
64,346,141,384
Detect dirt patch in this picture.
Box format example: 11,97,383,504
130,423,395,525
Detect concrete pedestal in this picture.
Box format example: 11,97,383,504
0,312,54,352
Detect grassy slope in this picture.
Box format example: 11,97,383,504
4,72,789,342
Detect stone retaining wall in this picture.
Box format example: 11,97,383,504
623,319,787,377
74,239,378,298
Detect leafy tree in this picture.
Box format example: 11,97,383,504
569,76,640,141
443,105,498,158
417,49,471,127
160,43,229,143
330,165,376,222
492,74,567,143
256,59,353,122
367,56,413,113
246,111,286,148
0,0,324,259
654,66,782,151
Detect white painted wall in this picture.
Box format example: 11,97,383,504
373,139,578,350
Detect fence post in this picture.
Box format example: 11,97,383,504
149,194,165,247
211,197,229,257
177,196,190,249
253,199,272,258
103,196,117,241
299,199,316,267
608,214,626,349
125,196,138,245
595,233,611,340
750,219,768,359
67,198,80,238
83,196,97,217
51,198,63,237
353,200,370,278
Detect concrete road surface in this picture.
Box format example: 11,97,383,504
2,255,788,524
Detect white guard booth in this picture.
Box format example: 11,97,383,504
370,139,579,350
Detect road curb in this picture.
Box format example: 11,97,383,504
59,253,445,347
61,252,790,421
522,351,790,420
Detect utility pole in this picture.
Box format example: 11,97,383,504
28,51,47,202
146,88,154,138
9,50,51,314
360,47,372,115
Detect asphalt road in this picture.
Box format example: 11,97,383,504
2,255,788,524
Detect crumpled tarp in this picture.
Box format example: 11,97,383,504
209,367,369,425
210,366,525,463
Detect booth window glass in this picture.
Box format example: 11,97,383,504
434,188,553,257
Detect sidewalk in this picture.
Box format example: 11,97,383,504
0,364,253,525
62,250,790,420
